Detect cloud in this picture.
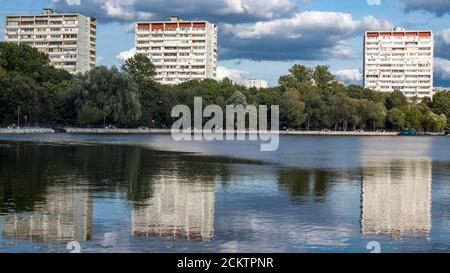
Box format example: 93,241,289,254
116,47,136,62
399,0,450,16
51,0,295,23
367,0,381,6
51,0,393,62
434,58,450,87
334,69,363,82
435,29,450,60
65,0,81,5
97,55,105,65
220,12,393,61
217,66,251,83
222,12,392,39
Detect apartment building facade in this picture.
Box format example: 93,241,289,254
5,8,96,74
244,79,268,89
135,16,217,85
363,27,433,99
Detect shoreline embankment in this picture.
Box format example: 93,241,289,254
0,128,441,136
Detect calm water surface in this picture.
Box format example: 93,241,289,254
0,134,449,253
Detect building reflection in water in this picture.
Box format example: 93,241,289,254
2,184,93,243
131,177,215,241
361,160,432,239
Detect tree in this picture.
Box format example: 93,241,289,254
281,90,307,128
387,108,405,130
300,89,326,130
386,90,408,110
122,53,156,94
422,112,447,132
288,64,313,83
366,102,386,130
330,92,354,131
70,66,141,126
226,91,247,106
404,106,423,130
0,42,50,82
431,91,450,125
0,73,49,126
313,65,334,89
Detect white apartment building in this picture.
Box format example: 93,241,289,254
5,8,96,74
364,27,433,99
244,79,268,89
135,16,217,85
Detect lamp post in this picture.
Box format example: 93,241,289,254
17,106,20,128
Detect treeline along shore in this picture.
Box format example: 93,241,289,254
1,42,449,134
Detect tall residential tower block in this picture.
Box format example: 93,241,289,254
364,27,433,99
5,8,96,74
135,16,217,85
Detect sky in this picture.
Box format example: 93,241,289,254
1,0,450,87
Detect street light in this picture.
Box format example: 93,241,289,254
17,106,20,129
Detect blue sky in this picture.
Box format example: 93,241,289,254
1,0,450,87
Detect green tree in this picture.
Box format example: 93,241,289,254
313,65,334,89
300,89,327,130
404,106,423,130
422,112,447,132
387,108,406,130
0,73,49,126
0,42,50,82
330,93,354,131
122,53,156,93
226,91,248,106
431,91,450,125
386,90,409,110
288,64,313,83
70,66,141,126
366,102,387,130
280,90,307,128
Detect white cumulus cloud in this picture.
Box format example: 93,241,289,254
65,0,81,5
222,12,393,39
367,0,381,6
217,66,252,84
435,58,450,81
334,69,363,82
116,47,136,62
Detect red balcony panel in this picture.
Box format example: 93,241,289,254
165,23,177,28
151,23,164,30
179,23,192,27
419,32,431,37
193,22,206,28
137,23,150,30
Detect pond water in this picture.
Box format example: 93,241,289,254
0,134,449,253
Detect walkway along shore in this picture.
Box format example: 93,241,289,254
0,128,407,136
